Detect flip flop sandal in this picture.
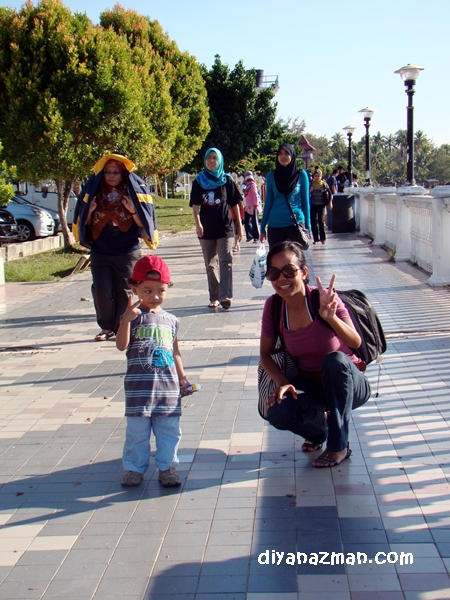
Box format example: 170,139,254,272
313,443,352,468
220,299,231,310
208,301,220,308
95,331,115,341
301,440,323,453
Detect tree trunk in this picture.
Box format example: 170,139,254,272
56,179,72,246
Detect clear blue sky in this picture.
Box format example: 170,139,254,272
2,0,449,146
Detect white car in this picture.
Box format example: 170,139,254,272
6,196,55,242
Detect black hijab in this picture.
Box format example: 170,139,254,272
273,143,300,195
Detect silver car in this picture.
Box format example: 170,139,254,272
6,196,54,241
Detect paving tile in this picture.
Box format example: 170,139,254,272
397,571,450,591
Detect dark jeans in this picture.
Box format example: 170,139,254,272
90,249,141,333
266,352,371,451
310,204,326,243
267,224,302,250
244,211,260,241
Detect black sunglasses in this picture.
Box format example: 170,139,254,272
265,264,300,282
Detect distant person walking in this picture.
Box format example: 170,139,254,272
259,143,310,249
327,169,338,195
336,166,347,193
242,170,261,243
310,169,332,245
190,147,243,310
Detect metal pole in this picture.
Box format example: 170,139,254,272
364,117,371,186
405,80,415,185
347,133,353,185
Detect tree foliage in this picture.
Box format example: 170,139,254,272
0,141,16,206
99,4,209,174
188,55,277,172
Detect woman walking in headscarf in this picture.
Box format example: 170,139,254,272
310,169,333,245
74,154,157,341
190,147,243,310
260,143,310,249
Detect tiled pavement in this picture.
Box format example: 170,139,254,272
1,230,450,599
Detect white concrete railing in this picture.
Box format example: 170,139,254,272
354,185,450,286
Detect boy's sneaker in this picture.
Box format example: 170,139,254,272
121,470,143,487
158,467,181,487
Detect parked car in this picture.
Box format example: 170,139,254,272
6,196,54,242
10,195,61,234
13,183,78,225
0,207,20,245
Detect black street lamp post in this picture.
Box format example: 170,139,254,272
358,107,375,186
394,64,424,185
343,125,356,186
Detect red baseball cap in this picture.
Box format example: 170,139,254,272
131,255,171,284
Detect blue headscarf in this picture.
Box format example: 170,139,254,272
195,147,228,189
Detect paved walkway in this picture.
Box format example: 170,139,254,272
1,231,450,600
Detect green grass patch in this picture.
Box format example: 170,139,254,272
5,244,89,282
152,193,195,234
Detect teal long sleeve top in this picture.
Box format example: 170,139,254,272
260,169,310,232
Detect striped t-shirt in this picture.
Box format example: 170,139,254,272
124,309,181,417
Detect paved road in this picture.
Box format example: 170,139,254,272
1,231,450,599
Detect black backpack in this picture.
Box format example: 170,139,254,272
309,288,387,366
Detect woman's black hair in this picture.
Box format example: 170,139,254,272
266,241,310,284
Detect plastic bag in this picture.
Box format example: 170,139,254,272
249,243,267,289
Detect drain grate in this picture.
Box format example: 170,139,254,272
0,346,61,355
178,338,259,348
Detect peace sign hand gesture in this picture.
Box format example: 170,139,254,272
123,294,142,323
316,274,338,321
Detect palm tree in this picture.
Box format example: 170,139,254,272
330,132,346,164
395,130,408,158
371,131,384,151
382,134,396,152
414,130,431,152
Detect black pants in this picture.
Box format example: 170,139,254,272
310,204,326,243
90,250,141,333
267,224,302,250
265,352,371,450
244,211,260,241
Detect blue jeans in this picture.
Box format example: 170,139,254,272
267,352,371,451
321,351,371,451
122,415,181,473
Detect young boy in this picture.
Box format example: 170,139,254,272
116,255,190,487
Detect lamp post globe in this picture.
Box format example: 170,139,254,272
343,125,357,186
394,64,424,185
358,107,375,186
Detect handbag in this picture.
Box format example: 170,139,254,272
322,184,332,206
283,194,309,250
257,294,300,419
258,344,300,419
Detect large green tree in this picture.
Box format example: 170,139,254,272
99,5,210,175
189,55,277,172
0,0,160,243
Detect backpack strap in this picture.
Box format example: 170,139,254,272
271,293,284,345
